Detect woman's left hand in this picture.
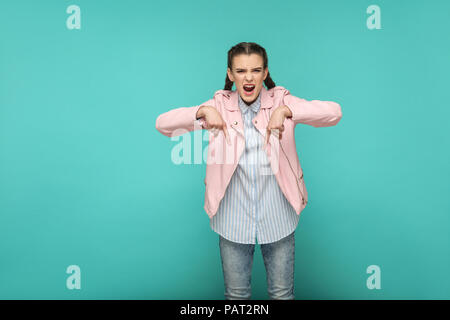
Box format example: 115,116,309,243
266,105,292,145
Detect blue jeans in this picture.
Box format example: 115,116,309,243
219,231,295,300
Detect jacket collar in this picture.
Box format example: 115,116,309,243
223,86,273,111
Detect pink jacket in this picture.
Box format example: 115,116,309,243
155,86,342,218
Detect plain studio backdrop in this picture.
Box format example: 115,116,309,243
0,0,449,299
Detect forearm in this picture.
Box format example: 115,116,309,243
156,100,213,137
283,94,342,127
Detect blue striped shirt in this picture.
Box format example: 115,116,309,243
210,91,300,244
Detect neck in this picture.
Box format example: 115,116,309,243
243,99,255,106
240,92,259,106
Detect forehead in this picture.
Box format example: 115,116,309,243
232,53,264,69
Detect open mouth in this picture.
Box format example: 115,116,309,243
243,84,255,95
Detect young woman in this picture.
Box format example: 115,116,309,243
155,42,342,300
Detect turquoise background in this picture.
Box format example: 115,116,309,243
1,0,449,299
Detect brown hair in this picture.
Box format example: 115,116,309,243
224,42,276,90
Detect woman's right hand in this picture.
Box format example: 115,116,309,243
197,106,231,145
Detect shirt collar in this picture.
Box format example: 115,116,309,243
238,91,261,115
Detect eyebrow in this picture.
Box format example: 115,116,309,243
235,67,263,71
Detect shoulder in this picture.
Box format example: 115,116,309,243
270,85,291,96
213,89,233,99
212,85,291,100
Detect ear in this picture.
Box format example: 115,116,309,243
263,67,268,81
227,67,234,82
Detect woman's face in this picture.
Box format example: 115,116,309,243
227,53,268,105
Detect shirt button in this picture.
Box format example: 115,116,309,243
254,120,258,124
233,121,238,125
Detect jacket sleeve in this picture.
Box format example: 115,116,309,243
155,98,214,137
283,90,342,128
